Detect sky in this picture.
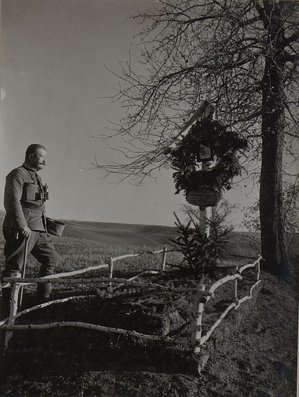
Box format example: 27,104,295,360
0,0,258,229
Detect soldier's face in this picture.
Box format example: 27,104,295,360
29,148,47,171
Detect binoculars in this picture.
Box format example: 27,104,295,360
41,184,49,201
24,183,49,201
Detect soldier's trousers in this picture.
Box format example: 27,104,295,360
1,229,62,310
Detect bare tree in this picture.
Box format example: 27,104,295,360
97,0,299,277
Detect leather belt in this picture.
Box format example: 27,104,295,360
21,202,44,210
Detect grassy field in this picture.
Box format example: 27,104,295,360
63,220,178,247
0,217,298,396
0,218,261,279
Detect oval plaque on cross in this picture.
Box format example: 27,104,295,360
186,187,219,208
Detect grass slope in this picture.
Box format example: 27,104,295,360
62,220,177,248
62,219,261,258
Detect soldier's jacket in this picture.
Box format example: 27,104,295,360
3,164,47,232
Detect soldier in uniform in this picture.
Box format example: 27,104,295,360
1,144,62,315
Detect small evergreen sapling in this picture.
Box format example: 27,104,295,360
171,207,233,276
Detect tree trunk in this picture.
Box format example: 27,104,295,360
259,1,289,278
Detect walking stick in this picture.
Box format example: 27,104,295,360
18,235,30,307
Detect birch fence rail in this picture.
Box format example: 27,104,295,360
1,249,262,358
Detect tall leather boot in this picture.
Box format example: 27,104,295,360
0,270,21,320
0,287,11,320
37,282,52,300
0,287,10,353
0,270,21,353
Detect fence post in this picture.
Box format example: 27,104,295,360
193,284,206,354
161,247,167,272
256,259,261,281
108,257,114,293
4,273,21,348
234,266,239,308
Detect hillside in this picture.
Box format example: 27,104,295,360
0,212,261,260
62,220,178,248
62,220,260,259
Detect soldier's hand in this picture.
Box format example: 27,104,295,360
20,226,31,238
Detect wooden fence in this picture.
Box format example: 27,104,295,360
0,249,262,357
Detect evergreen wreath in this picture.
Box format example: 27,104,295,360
170,119,247,194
